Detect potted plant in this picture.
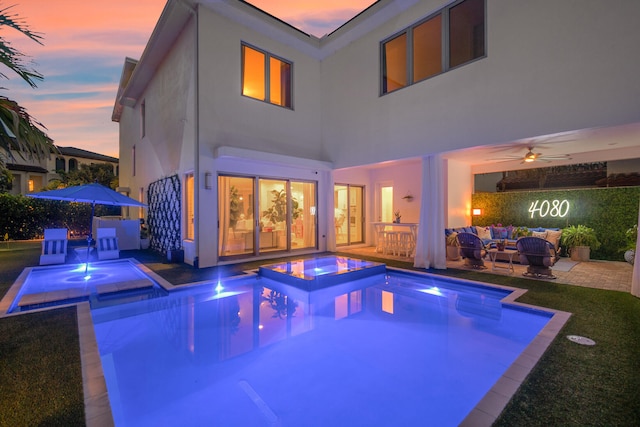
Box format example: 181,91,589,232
229,185,241,231
561,225,601,261
262,189,302,225
446,232,460,260
394,210,401,223
512,226,530,238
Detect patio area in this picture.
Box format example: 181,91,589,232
338,245,634,293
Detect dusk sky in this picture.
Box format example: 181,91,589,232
3,0,375,158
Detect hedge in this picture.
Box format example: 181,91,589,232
471,187,640,260
0,193,120,240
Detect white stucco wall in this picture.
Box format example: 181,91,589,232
446,159,473,227
321,0,640,168
118,18,196,226
196,7,323,161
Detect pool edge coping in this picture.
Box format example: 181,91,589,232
386,266,572,427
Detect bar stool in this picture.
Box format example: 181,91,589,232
384,231,400,255
396,231,414,257
376,230,388,253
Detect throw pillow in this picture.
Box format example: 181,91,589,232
532,230,548,239
545,229,562,249
476,226,492,240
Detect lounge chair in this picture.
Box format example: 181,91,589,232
516,236,558,279
96,228,120,260
40,228,69,265
456,232,488,269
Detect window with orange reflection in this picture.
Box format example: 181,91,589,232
269,57,291,107
185,173,194,240
413,15,442,82
242,43,292,108
382,33,407,94
242,45,265,100
381,0,485,95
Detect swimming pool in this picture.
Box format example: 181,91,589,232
91,266,555,426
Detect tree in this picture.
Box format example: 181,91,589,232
0,5,53,168
46,163,118,190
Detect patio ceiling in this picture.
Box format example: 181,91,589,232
442,121,640,175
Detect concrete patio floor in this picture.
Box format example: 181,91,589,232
338,245,633,293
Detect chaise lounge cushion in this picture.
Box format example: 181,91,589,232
98,237,119,252
42,239,66,255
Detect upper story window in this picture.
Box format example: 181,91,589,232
55,157,66,172
241,43,293,109
141,101,146,138
381,0,485,95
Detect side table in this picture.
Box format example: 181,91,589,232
488,248,517,274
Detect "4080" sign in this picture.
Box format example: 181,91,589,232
529,199,569,219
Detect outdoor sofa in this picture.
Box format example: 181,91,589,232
445,225,562,263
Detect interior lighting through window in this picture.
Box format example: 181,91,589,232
242,44,292,108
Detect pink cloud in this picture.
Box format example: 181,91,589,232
2,1,374,159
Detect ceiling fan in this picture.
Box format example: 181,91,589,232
491,146,572,164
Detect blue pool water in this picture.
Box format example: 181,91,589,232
7,260,166,313
91,268,552,426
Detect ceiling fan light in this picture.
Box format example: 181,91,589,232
524,156,535,162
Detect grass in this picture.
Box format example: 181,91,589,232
0,247,85,426
449,271,640,425
0,306,84,426
1,247,639,425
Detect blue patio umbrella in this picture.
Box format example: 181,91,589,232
27,183,147,274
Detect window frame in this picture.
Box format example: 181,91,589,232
380,0,486,95
241,42,294,110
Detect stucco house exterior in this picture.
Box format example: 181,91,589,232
112,0,640,269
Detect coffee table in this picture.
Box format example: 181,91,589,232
488,248,517,274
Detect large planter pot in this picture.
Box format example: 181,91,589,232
446,245,460,261
624,249,635,265
140,238,150,250
570,245,591,262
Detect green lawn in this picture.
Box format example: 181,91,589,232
1,247,639,425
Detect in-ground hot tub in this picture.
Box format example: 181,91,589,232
258,256,386,290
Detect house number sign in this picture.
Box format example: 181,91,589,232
528,199,569,219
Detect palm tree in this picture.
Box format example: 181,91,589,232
0,5,53,168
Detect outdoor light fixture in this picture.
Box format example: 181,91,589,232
472,208,482,216
204,172,212,190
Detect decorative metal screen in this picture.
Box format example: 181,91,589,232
147,175,182,253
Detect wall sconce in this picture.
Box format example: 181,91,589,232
204,172,212,190
402,192,414,202
472,208,482,216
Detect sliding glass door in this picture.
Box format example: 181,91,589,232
259,179,288,253
219,175,317,258
218,176,255,257
334,184,365,246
